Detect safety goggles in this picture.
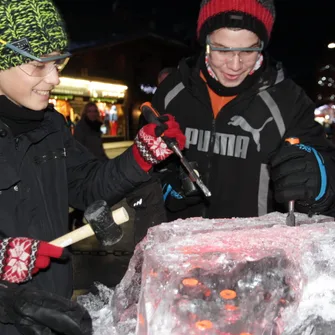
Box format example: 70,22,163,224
0,39,71,77
206,35,263,64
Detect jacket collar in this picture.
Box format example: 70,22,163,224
0,105,60,142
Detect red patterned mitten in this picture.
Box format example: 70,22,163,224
133,114,186,171
0,238,65,283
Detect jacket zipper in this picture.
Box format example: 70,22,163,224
200,96,242,218
33,161,55,237
189,80,250,217
15,137,20,150
202,118,216,218
13,134,54,239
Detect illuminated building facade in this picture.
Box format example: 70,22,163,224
50,77,128,138
60,32,190,140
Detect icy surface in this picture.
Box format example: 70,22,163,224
78,212,335,335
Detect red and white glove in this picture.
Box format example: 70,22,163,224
0,238,65,284
133,114,186,171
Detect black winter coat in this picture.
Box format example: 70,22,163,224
0,106,150,335
152,54,335,220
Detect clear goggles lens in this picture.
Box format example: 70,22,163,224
19,57,70,77
206,36,263,64
215,50,259,64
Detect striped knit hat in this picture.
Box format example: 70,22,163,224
197,0,276,46
0,0,68,71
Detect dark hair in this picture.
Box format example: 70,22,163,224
81,102,99,118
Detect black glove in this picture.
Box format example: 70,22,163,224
0,281,92,335
161,162,203,212
126,179,167,244
270,143,332,213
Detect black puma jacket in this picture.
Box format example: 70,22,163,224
152,54,335,220
0,105,150,335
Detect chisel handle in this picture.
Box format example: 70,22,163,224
285,137,300,226
140,102,211,197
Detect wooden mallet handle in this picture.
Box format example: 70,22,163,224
49,207,129,247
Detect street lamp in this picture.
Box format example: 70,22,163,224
328,42,335,49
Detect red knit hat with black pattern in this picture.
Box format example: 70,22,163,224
197,0,275,47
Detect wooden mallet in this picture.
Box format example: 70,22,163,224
50,200,129,247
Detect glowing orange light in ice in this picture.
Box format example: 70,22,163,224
138,314,145,325
149,269,158,277
224,304,239,311
220,289,237,300
195,320,213,330
182,278,199,287
204,287,212,297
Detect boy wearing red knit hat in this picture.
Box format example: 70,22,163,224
152,0,335,222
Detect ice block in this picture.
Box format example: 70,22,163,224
78,212,335,335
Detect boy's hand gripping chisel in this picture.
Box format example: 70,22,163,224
140,102,211,197
285,137,300,226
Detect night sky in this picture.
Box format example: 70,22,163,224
53,0,335,97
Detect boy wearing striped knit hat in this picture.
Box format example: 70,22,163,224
0,0,185,334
